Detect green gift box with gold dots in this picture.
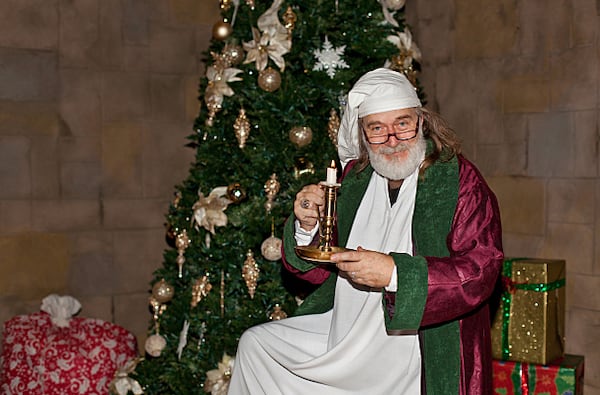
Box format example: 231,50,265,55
491,258,566,365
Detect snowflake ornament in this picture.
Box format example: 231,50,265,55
313,36,349,79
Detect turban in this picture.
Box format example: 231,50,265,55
337,68,421,168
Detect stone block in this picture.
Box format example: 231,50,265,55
114,292,152,354
122,45,152,72
66,231,115,296
112,230,166,294
0,232,70,300
101,121,143,198
141,121,195,199
0,136,31,199
572,0,597,46
184,75,202,123
58,0,101,68
0,201,32,234
540,223,593,275
551,78,597,112
0,48,58,101
519,0,570,55
30,135,60,199
149,25,196,74
76,295,114,324
0,0,58,49
32,200,101,231
122,0,150,45
547,179,595,224
501,232,543,257
454,0,518,59
565,307,600,390
59,69,102,137
103,199,169,229
102,72,151,122
151,74,186,121
97,0,124,69
170,0,221,25
486,176,545,235
476,143,526,176
528,112,573,177
503,79,550,113
59,136,102,163
0,100,60,136
60,162,102,199
574,110,598,178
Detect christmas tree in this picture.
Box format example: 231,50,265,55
127,0,422,393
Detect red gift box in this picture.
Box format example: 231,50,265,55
1,311,137,395
493,355,584,395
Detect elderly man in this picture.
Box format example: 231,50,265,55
228,68,503,394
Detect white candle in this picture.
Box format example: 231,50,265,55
326,160,336,185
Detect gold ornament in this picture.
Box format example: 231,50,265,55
220,0,233,10
223,44,244,66
258,67,281,92
327,108,340,147
144,333,167,357
293,157,315,179
205,353,235,395
204,91,222,127
289,126,313,148
212,20,232,41
261,235,282,261
227,182,247,203
234,108,251,148
282,6,297,37
172,191,182,208
261,220,282,261
263,173,280,213
152,279,175,304
175,230,191,278
191,275,212,307
269,304,288,320
242,250,259,299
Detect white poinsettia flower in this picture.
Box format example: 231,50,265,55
387,28,422,67
192,186,232,235
243,27,270,72
205,353,235,395
205,66,244,98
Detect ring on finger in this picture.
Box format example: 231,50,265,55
301,199,310,209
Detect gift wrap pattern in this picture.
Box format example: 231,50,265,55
491,258,566,365
1,312,137,395
493,355,584,395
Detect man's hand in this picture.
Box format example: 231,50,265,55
293,184,324,231
331,246,395,288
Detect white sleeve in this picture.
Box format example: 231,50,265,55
384,266,398,292
294,220,319,246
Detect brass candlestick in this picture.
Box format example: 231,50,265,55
295,162,351,263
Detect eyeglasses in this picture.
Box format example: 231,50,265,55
362,115,420,144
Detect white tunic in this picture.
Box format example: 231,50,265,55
228,169,421,395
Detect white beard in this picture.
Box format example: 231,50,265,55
366,133,427,181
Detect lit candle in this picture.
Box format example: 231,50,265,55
326,160,337,185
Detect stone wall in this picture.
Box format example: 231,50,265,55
407,0,599,393
0,0,598,393
0,0,219,352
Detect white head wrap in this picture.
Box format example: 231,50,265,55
337,68,422,168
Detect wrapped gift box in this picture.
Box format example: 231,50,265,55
491,258,566,365
1,296,137,395
493,354,584,395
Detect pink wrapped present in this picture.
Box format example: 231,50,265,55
1,295,137,395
